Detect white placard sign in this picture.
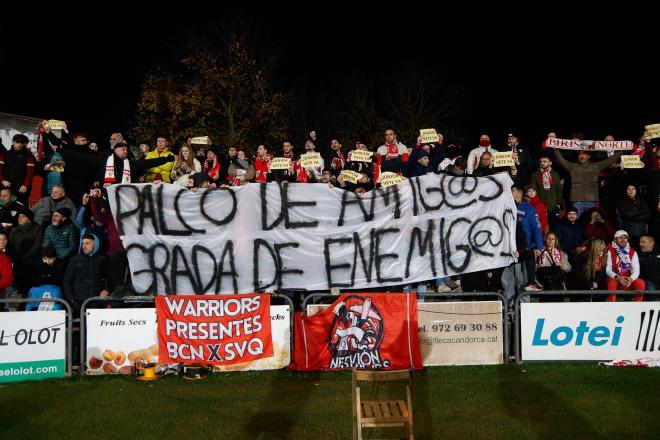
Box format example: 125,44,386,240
621,155,644,169
419,128,440,144
493,152,515,167
191,136,211,145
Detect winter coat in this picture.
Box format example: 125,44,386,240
63,234,108,302
145,149,175,182
583,208,615,241
8,221,43,265
528,195,549,234
618,197,650,237
0,146,37,192
0,252,14,289
31,196,78,227
517,200,544,250
42,220,79,259
553,150,621,202
0,196,24,229
52,136,103,207
33,258,66,287
638,249,660,286
530,169,563,210
555,218,584,252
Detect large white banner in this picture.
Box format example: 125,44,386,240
0,311,66,383
521,303,660,361
108,173,517,294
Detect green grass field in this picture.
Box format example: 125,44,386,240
1,364,658,439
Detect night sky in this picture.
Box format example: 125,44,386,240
2,10,658,149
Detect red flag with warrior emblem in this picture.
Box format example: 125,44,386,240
290,292,422,370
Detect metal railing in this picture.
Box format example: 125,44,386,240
0,297,74,377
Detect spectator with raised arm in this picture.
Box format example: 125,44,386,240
552,147,622,217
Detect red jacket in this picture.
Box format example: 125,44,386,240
529,195,549,234
0,252,14,289
254,156,271,183
584,221,616,241
90,198,122,256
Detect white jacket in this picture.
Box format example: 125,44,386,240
467,146,497,175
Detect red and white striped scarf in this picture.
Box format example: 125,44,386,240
104,154,131,183
541,167,553,190
540,247,562,265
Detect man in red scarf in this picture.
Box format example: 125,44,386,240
254,144,272,183
375,127,409,179
530,152,563,229
323,138,346,177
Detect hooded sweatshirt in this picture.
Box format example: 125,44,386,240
63,234,108,301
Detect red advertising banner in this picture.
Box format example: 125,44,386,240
290,292,422,371
156,294,273,366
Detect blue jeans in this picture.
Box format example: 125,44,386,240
501,263,526,308
645,280,658,301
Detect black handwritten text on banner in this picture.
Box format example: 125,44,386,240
107,174,517,294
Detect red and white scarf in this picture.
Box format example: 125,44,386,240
385,142,399,159
204,159,221,181
104,154,131,183
541,167,553,190
610,243,633,275
541,247,562,265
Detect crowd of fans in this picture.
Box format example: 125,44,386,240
0,121,659,315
